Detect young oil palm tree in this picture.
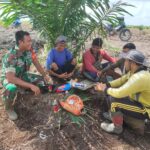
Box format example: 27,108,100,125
0,0,133,54
0,0,133,125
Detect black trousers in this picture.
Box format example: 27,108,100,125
53,60,75,74
103,96,149,120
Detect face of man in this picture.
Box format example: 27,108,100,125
91,45,100,54
19,35,32,51
123,48,129,53
56,41,66,51
124,59,131,72
125,58,140,73
119,48,130,58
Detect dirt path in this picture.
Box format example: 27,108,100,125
107,28,150,60
1,93,149,150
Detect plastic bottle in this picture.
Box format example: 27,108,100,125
71,82,86,89
55,83,72,93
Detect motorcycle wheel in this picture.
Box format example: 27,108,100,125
119,28,132,41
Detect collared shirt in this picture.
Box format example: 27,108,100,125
0,46,36,82
82,49,117,73
108,70,150,109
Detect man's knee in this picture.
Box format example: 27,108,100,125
51,63,58,71
5,83,17,92
2,83,17,101
83,71,98,82
110,100,121,112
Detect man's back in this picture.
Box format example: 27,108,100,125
108,70,150,107
134,70,150,107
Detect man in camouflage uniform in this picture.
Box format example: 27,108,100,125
0,30,53,121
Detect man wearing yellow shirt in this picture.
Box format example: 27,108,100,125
95,50,150,135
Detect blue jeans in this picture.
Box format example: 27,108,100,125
83,71,99,82
83,62,112,82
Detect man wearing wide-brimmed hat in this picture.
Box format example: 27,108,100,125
95,50,150,135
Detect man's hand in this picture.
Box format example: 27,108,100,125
97,71,102,77
58,72,68,79
30,84,41,96
67,71,74,78
44,74,53,85
51,63,59,71
95,83,106,92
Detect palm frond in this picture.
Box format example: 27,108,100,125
0,0,134,54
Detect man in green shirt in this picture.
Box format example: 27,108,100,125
1,30,53,121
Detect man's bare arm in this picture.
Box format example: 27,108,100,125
32,59,47,77
6,72,41,95
6,72,33,89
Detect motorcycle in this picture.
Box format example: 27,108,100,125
12,18,21,29
104,17,132,41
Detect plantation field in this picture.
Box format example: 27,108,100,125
0,25,150,150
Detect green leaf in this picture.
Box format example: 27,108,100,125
0,0,134,53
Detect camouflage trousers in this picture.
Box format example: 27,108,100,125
1,72,45,103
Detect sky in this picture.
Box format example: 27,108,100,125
110,0,150,26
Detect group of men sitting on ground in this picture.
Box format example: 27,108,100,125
1,30,150,135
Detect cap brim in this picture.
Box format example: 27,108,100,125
143,60,150,67
59,40,66,43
